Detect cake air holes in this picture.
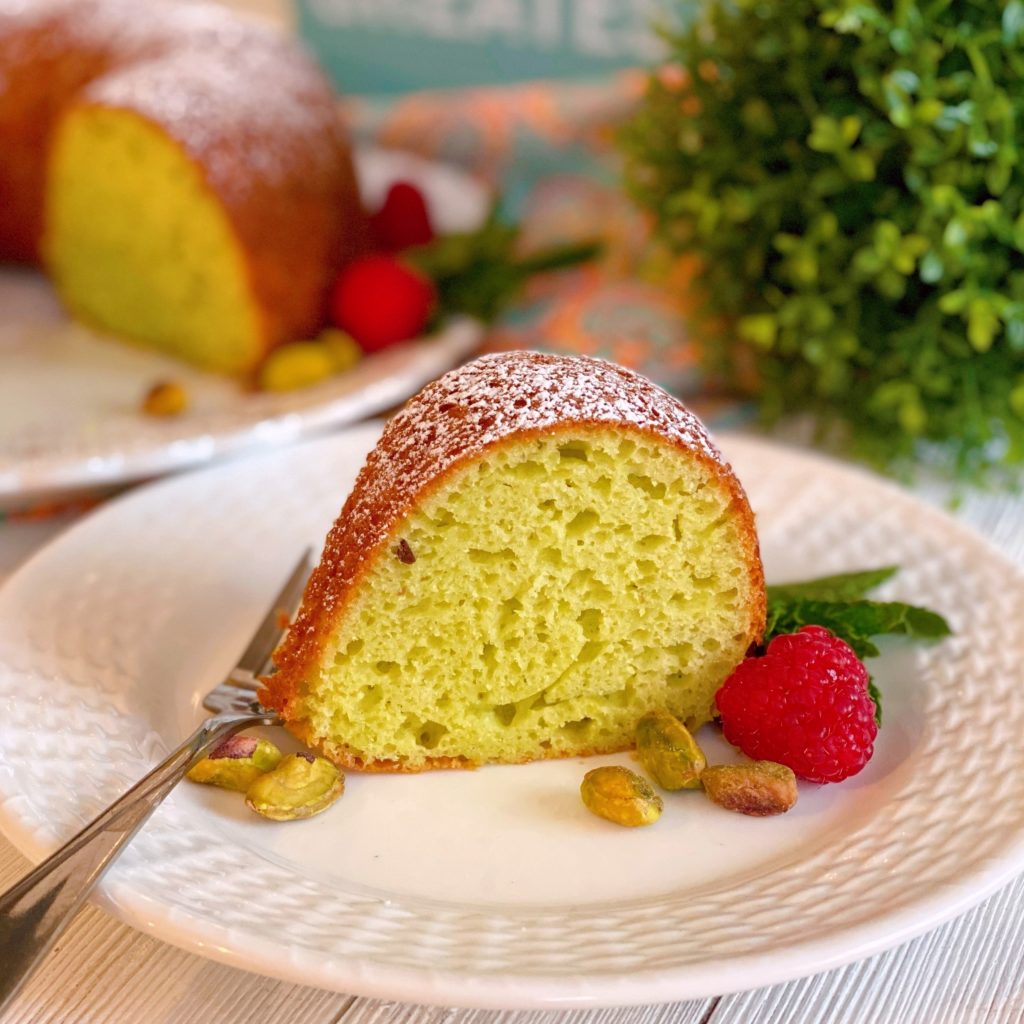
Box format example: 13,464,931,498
577,607,602,638
558,443,589,461
566,508,600,538
416,721,449,749
627,473,667,498
481,643,498,670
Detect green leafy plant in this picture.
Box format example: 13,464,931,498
408,202,601,324
622,0,1024,479
763,566,952,723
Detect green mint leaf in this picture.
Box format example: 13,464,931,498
850,600,952,641
764,600,881,657
408,200,601,324
765,597,950,655
767,566,898,603
867,676,883,726
515,240,604,277
760,568,949,732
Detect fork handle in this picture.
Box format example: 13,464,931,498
0,710,270,1014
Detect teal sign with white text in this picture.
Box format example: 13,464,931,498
297,0,671,94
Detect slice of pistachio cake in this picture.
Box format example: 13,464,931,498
262,352,765,771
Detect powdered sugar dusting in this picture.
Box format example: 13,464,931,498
90,4,342,196
267,352,733,704
350,351,724,557
384,349,721,480
85,20,345,195
2,0,347,202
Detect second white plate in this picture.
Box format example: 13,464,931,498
0,428,1022,1007
0,148,487,508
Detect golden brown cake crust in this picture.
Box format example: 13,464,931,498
0,0,364,354
262,351,767,744
293,717,638,774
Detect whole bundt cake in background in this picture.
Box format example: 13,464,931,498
0,0,364,372
262,352,766,772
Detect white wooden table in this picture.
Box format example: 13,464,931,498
1,466,1022,1024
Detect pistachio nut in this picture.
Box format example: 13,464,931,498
258,341,334,392
186,735,283,792
142,380,188,417
580,765,663,827
245,752,344,821
320,329,362,372
702,761,798,816
634,708,706,790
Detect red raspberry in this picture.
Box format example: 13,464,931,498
329,254,436,353
370,181,435,251
715,625,877,783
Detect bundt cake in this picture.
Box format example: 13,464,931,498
0,0,364,372
262,352,766,771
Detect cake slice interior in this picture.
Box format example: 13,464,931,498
291,425,761,770
45,105,262,373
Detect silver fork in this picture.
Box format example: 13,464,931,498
0,550,312,1014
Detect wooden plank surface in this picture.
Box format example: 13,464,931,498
334,1003,715,1024
709,876,1024,1024
0,843,357,1024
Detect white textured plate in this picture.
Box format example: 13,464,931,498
0,148,487,508
0,427,1022,1009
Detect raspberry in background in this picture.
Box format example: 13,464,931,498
370,181,435,251
715,625,877,783
329,255,436,353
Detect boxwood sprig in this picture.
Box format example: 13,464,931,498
622,0,1024,481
